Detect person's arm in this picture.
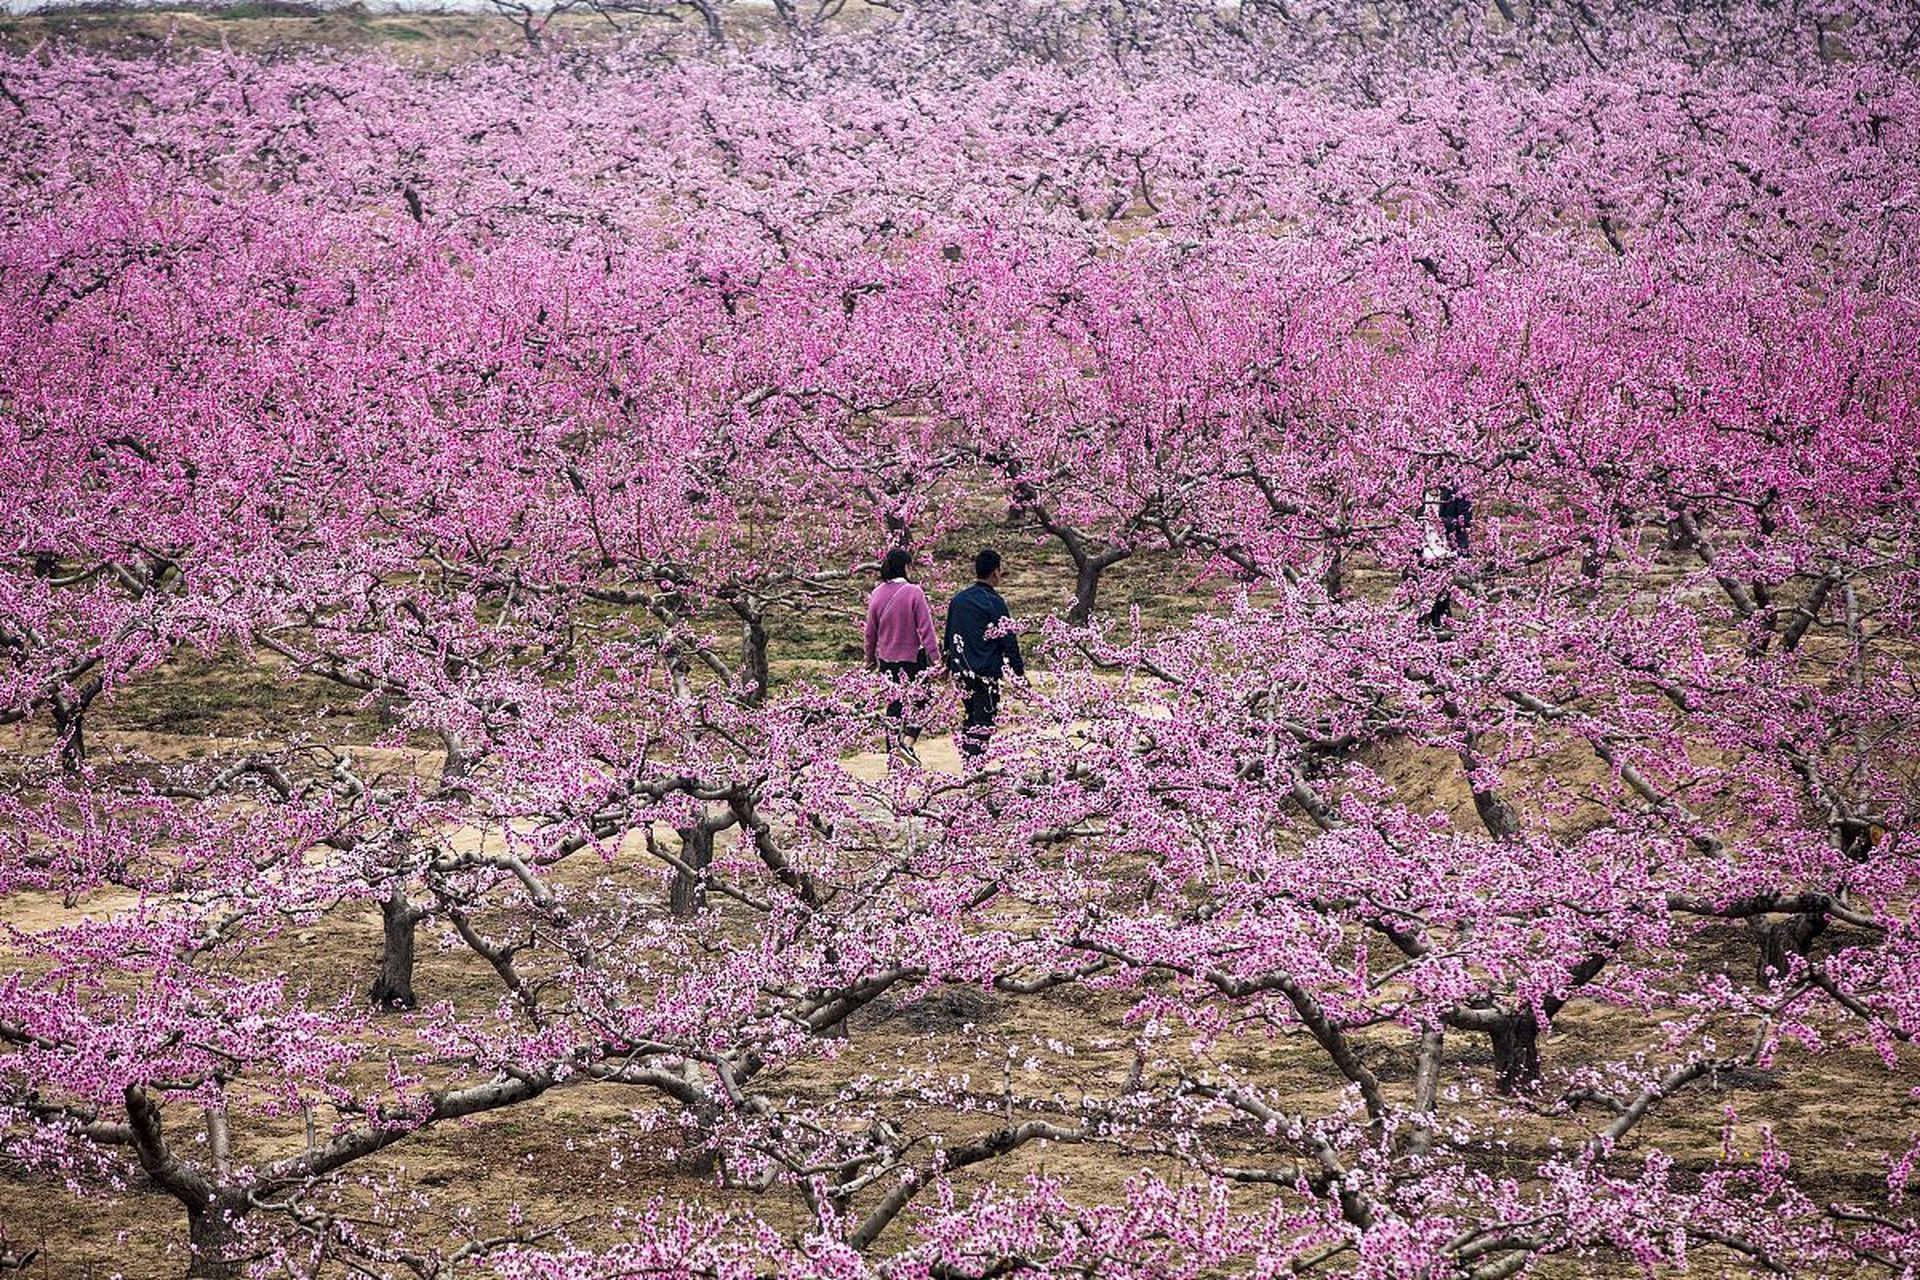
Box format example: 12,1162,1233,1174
912,587,940,666
996,596,1025,678
863,593,879,667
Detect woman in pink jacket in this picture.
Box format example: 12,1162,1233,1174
864,547,941,764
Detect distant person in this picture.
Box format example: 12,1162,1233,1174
944,548,1024,764
1422,484,1472,627
1438,484,1472,554
864,547,941,765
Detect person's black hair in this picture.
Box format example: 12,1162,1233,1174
881,548,912,581
974,547,1002,580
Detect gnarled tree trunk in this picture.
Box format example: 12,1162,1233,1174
1754,910,1827,987
123,1086,252,1280
51,677,101,772
1488,1010,1541,1095
185,1191,250,1280
370,888,423,1010
670,821,716,918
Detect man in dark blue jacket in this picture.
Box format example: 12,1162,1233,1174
944,548,1024,763
1437,484,1473,554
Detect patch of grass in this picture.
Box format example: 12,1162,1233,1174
208,1,326,19
107,644,393,743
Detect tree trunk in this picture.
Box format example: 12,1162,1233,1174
185,1192,249,1280
1755,911,1827,988
370,889,420,1010
1403,1028,1444,1158
1321,542,1345,600
670,823,715,918
1578,540,1605,595
1459,749,1523,841
1067,557,1102,624
740,611,770,704
1066,548,1131,624
690,0,724,44
1442,701,1524,843
674,1100,720,1177
52,691,86,771
205,1105,231,1180
1489,1011,1540,1095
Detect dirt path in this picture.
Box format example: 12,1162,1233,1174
837,731,967,781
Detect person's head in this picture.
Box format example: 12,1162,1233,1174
881,548,912,581
974,547,1003,585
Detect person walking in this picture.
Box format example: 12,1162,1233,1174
1421,483,1472,627
944,548,1024,765
864,547,941,765
1437,483,1473,554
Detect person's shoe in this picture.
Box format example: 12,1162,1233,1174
898,741,921,766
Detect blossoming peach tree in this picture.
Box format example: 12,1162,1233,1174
1,0,1917,1276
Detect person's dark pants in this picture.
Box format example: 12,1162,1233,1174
957,673,1001,762
878,658,927,744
